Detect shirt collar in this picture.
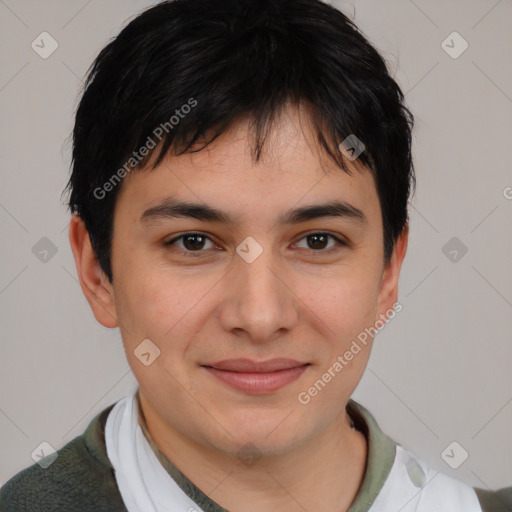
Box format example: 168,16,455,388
136,390,397,512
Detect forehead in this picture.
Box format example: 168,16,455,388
115,106,381,225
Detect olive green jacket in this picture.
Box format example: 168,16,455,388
1,400,510,511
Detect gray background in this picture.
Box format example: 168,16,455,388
1,0,511,490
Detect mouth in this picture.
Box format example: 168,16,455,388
201,358,311,394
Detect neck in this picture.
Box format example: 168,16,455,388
138,393,368,512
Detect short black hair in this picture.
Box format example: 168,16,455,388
66,0,415,282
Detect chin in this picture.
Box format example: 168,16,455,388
216,413,310,454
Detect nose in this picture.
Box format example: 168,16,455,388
219,244,299,344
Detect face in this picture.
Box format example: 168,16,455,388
73,105,406,458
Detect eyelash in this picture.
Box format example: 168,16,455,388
164,232,347,258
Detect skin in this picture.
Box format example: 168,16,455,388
70,104,408,512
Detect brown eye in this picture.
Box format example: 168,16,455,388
181,234,207,251
295,233,345,252
306,233,329,250
165,232,216,256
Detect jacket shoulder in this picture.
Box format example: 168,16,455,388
0,404,126,512
475,486,512,512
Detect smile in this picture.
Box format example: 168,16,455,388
202,359,310,394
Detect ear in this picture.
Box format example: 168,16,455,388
68,214,118,328
376,225,408,319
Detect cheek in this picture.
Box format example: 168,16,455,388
300,266,381,340
113,265,214,352
113,272,197,391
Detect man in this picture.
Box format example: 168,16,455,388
1,0,510,510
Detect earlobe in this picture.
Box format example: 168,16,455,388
68,214,119,328
376,225,409,319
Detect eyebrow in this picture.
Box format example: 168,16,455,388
141,197,367,226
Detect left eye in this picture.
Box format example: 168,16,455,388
295,233,344,251
165,232,345,255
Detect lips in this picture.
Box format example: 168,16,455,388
202,358,310,394
205,358,307,372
